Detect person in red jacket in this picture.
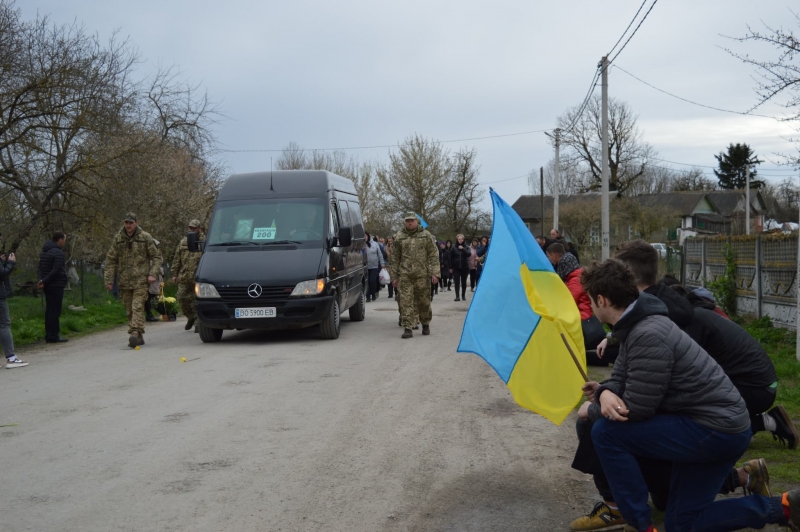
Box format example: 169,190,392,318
546,243,608,365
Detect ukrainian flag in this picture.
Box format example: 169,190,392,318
457,190,586,425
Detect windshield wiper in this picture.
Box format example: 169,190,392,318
261,240,302,245
213,241,261,246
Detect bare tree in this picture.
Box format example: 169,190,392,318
670,168,716,191
444,147,485,236
375,135,453,222
275,141,309,170
556,96,655,194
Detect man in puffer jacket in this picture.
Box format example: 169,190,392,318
578,259,798,532
37,231,69,343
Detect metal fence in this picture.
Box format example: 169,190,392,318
683,235,798,329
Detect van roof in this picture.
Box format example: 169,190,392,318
218,170,358,200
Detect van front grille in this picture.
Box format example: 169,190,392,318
216,285,294,306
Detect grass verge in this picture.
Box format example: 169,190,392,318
734,315,800,492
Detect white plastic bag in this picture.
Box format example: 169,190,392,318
379,268,391,286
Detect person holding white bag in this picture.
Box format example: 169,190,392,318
364,231,385,302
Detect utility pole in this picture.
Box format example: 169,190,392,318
544,129,562,234
601,56,610,260
554,128,561,234
745,164,751,235
540,167,544,237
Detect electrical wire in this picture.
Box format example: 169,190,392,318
607,0,659,65
217,128,552,153
613,65,783,119
563,66,601,133
607,0,649,58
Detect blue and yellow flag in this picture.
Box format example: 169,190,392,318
457,190,586,425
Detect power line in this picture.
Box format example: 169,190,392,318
608,0,659,64
613,65,783,119
483,173,530,185
216,128,552,154
564,66,601,132
607,0,649,57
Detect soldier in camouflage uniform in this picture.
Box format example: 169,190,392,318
104,213,163,348
389,212,440,339
172,219,205,331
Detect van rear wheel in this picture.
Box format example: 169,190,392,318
348,286,365,322
199,322,223,343
320,299,340,339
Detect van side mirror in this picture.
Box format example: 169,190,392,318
337,226,352,248
187,232,202,252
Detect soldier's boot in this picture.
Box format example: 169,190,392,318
413,323,420,330
402,328,413,339
138,332,145,346
422,324,430,336
185,317,195,331
398,317,402,327
128,333,139,348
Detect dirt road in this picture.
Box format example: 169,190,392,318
1,290,595,531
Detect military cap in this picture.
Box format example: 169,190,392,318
403,212,417,221
188,219,201,228
123,212,137,222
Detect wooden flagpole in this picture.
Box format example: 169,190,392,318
560,333,588,382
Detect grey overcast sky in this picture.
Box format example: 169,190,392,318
20,0,800,206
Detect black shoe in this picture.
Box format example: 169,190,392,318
413,324,420,330
46,337,69,343
767,405,798,450
402,328,413,339
422,325,430,336
447,287,451,291
145,315,158,322
185,318,195,331
454,297,460,301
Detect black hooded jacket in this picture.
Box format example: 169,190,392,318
645,281,776,390
450,243,472,270
38,240,68,289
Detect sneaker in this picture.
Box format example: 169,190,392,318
5,358,28,369
185,318,195,331
570,502,625,531
743,458,771,496
422,325,430,336
402,328,413,339
767,405,798,450
785,489,800,530
128,334,139,348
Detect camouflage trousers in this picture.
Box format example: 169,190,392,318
121,286,149,335
176,283,197,320
398,276,432,329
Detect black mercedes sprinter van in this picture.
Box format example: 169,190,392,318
192,170,366,341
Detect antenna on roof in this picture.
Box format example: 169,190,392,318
270,157,274,191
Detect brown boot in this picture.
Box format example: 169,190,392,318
128,334,139,348
401,328,413,339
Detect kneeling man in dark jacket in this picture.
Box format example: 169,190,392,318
577,259,798,532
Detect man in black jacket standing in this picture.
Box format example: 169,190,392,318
37,231,68,343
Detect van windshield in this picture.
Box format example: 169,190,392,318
207,198,326,246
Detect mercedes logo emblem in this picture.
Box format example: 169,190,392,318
247,283,262,298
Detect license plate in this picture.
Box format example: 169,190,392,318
235,307,276,318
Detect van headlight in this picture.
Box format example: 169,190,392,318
291,279,326,297
195,282,221,298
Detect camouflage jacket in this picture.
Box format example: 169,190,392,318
104,226,163,289
389,226,440,281
172,233,205,285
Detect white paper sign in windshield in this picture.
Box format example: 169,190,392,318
252,227,277,240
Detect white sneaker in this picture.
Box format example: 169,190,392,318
6,358,28,369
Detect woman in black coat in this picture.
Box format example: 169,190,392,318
438,241,451,291
449,234,471,301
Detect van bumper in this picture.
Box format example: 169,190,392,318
195,296,335,330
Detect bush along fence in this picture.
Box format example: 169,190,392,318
683,234,799,329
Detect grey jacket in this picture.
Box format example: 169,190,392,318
589,293,750,435
365,242,385,270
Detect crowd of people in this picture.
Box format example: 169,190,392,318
547,236,800,532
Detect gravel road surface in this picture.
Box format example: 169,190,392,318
1,291,594,531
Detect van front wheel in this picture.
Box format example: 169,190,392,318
320,299,340,339
199,322,223,343
348,286,365,322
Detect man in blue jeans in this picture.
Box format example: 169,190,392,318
0,252,27,368
578,259,797,532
